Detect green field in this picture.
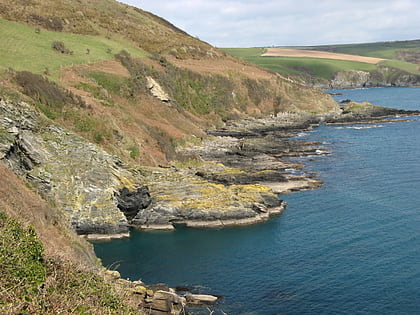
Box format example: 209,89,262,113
0,18,147,78
303,40,420,59
222,40,420,80
246,56,378,79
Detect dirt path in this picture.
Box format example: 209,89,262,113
262,48,385,64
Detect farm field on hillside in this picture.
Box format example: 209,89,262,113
262,48,385,64
222,41,420,80
0,18,147,78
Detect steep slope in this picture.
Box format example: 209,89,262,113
0,0,338,165
0,0,341,238
0,0,216,57
0,1,415,313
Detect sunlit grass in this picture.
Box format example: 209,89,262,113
0,18,147,78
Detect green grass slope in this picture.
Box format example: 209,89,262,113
246,56,378,79
0,0,215,57
0,18,147,78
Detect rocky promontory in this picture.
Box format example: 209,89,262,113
1,97,418,238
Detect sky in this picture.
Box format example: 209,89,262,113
120,0,420,47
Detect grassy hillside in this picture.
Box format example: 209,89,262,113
0,18,147,78
0,0,338,166
0,0,215,56
223,40,420,81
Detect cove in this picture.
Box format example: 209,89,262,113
94,87,420,314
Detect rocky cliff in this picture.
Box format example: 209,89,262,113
0,97,287,237
328,66,420,89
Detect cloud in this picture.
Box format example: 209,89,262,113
121,0,420,47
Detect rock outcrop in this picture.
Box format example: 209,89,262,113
116,186,152,220
146,76,171,103
0,98,137,238
329,67,420,89
3,97,416,236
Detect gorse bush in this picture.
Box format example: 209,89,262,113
0,211,137,314
0,211,45,297
15,71,85,115
51,41,73,55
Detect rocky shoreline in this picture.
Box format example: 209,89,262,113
2,96,419,314
1,98,419,239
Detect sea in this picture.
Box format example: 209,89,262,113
93,87,420,315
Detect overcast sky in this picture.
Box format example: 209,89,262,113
120,0,420,47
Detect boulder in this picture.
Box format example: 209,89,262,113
186,294,218,305
116,186,152,220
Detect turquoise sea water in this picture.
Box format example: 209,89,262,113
94,87,420,314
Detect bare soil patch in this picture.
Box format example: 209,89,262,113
262,48,385,64
169,56,274,80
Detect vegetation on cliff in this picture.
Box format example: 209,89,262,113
0,0,386,313
0,212,139,314
0,164,140,313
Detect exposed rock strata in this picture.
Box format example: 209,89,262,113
328,67,420,89
304,67,420,89
0,98,137,238
0,98,289,235
2,98,418,236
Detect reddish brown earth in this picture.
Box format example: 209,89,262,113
0,164,97,267
262,48,385,64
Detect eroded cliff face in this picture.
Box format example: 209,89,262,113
329,67,420,89
0,98,136,237
0,98,288,236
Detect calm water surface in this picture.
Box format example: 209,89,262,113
94,87,420,314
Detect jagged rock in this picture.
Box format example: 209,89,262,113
0,99,136,238
132,205,178,229
148,284,170,292
329,68,420,89
104,270,121,279
146,76,170,103
116,186,152,220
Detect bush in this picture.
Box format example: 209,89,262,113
29,14,63,31
51,41,73,55
0,211,137,314
15,71,85,117
0,211,45,303
244,77,268,106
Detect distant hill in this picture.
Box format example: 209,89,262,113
223,40,420,88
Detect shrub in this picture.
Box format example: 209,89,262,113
15,71,85,118
29,14,63,31
0,211,45,302
0,211,137,314
128,144,140,159
244,77,268,106
51,41,73,55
